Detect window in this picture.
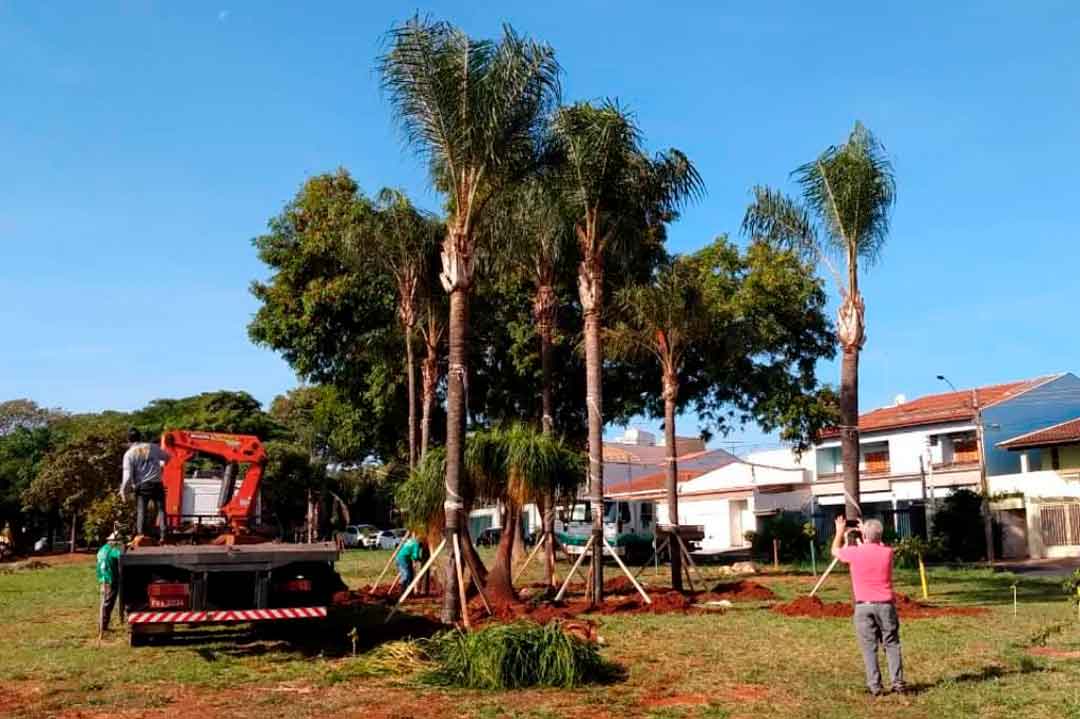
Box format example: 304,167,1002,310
1053,447,1061,471
864,451,890,474
952,436,979,464
570,503,590,522
619,502,631,524
641,503,654,522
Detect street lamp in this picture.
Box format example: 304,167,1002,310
936,375,957,392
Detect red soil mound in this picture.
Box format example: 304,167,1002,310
773,593,988,620
709,581,777,601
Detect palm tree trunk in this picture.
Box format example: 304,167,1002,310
441,285,469,623
538,301,557,586
405,330,418,472
840,346,860,520
420,331,438,459
663,372,682,591
485,499,521,605
583,304,604,605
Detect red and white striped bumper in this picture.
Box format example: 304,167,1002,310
127,606,327,624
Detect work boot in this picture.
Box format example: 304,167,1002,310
868,687,883,697
892,683,907,695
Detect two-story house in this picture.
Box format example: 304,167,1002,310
809,373,1080,545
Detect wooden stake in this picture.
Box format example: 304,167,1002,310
513,532,547,583
386,538,446,622
370,540,406,594
772,538,780,569
634,538,669,582
453,533,471,629
918,554,929,599
809,557,840,597
603,537,651,604
555,536,594,602
677,534,705,582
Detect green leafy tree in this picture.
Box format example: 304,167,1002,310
550,101,702,603
379,17,560,622
743,122,895,522
22,419,128,550
248,170,408,462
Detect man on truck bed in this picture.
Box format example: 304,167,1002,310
119,429,172,540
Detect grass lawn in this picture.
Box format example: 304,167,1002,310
3,548,1080,718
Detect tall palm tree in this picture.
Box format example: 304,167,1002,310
608,258,710,591
551,102,702,603
743,122,895,522
371,189,441,472
482,172,574,587
418,294,445,460
380,17,560,622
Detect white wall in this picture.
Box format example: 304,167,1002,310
814,421,974,480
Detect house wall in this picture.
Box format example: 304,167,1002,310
814,420,974,481
983,374,1080,476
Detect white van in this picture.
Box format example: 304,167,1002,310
554,499,656,558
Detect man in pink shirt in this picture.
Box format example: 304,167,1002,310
832,515,906,696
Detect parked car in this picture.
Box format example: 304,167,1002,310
376,528,408,550
362,527,387,549
476,527,502,547
340,524,378,548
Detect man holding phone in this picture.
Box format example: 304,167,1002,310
831,515,906,696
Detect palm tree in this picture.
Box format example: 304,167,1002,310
551,101,702,603
418,294,445,460
371,189,441,472
467,423,583,604
742,122,895,522
482,172,574,587
380,17,560,622
608,258,710,591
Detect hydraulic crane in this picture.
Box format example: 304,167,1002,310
119,430,342,646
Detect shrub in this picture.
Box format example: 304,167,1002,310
1061,569,1080,603
892,535,945,569
751,512,815,561
83,493,131,545
930,489,987,561
422,622,614,689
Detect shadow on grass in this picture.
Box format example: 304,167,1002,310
903,661,1051,695
139,603,445,659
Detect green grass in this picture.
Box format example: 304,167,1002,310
4,549,1080,718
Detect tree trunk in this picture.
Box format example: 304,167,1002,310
583,307,604,605
441,286,469,623
537,283,557,587
405,329,418,472
663,372,682,591
484,499,521,605
840,346,861,520
459,513,488,587
420,332,439,459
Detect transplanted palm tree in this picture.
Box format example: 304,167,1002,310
466,423,583,604
380,17,560,622
481,172,575,588
608,258,711,591
551,101,702,604
370,189,442,472
742,122,895,522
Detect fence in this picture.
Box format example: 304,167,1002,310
812,504,927,542
1040,503,1080,547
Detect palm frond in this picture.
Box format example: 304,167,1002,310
793,122,895,267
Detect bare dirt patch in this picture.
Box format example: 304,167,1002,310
773,593,988,620
709,580,777,601
642,692,710,708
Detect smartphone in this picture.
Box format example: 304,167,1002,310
845,519,860,528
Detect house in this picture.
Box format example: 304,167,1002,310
466,428,730,540
805,372,1080,554
992,416,1080,558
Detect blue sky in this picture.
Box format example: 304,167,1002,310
2,2,1079,454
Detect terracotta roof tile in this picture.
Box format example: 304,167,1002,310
999,416,1080,450
819,375,1059,438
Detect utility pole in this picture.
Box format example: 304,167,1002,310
972,390,996,564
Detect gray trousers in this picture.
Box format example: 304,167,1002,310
854,602,904,691
135,483,165,539
99,582,119,632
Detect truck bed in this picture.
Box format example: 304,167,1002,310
120,541,339,572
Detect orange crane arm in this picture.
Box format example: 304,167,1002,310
159,430,267,530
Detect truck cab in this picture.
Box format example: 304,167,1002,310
554,499,656,559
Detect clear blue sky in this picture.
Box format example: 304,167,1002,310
3,2,1079,453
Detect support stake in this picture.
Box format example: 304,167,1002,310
452,533,471,629
386,538,446,622
514,532,548,583
555,536,594,602
370,540,405,594
809,557,840,597
604,537,651,604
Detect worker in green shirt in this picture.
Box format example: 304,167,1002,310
96,531,124,637
396,534,423,589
